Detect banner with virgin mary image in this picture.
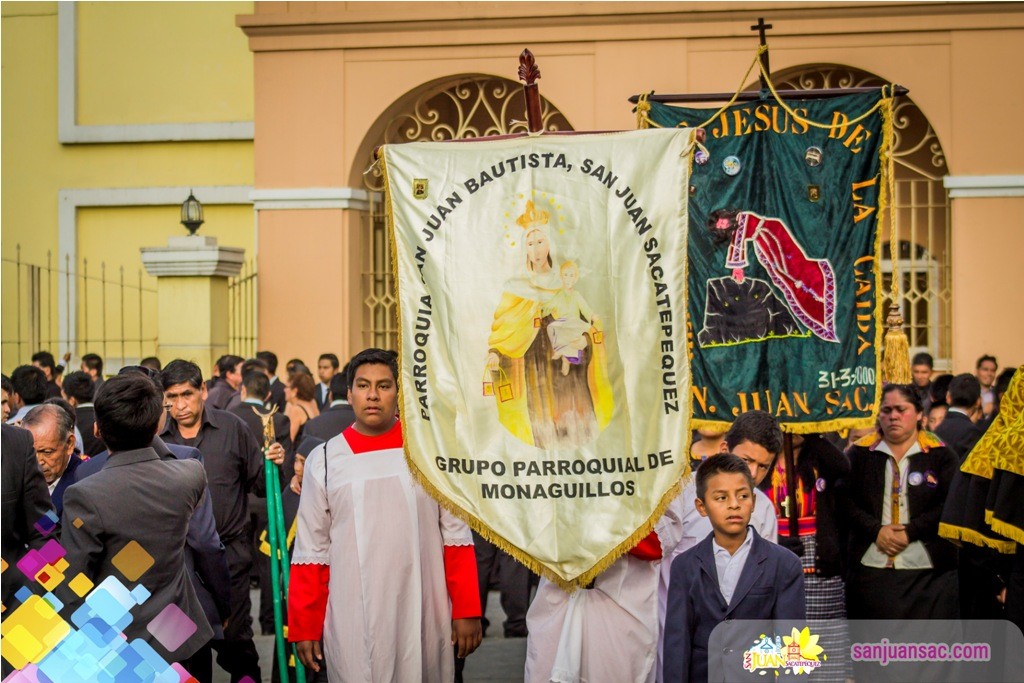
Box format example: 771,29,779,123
382,129,695,586
643,91,889,432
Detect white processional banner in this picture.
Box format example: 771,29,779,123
382,129,695,587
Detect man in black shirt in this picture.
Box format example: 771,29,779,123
160,359,284,683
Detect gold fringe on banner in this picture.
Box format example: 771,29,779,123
877,95,912,384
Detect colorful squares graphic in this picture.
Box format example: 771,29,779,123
72,575,138,632
16,549,47,581
146,603,197,653
0,594,71,669
130,584,151,605
15,586,33,604
111,540,154,582
68,572,94,597
72,517,84,528
34,564,65,591
39,539,66,564
41,592,63,612
33,510,59,536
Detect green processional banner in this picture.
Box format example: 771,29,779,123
644,92,889,432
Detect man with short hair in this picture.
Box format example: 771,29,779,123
160,359,284,682
7,365,48,425
21,404,83,519
31,351,64,399
208,355,245,411
62,370,105,455
302,368,355,441
80,352,104,398
256,350,287,413
76,366,232,683
314,353,339,411
1,422,56,677
229,367,293,637
936,373,984,461
140,356,162,372
61,373,213,669
911,351,934,410
2,375,13,422
976,355,998,418
289,348,483,680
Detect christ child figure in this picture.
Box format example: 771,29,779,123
542,260,598,376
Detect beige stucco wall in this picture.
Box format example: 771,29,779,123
239,1,1024,371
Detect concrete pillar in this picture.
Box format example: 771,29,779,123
141,235,244,374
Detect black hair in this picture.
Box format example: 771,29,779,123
976,354,998,370
318,353,340,369
695,453,754,501
31,351,57,371
929,374,954,405
995,369,1016,399
947,373,981,408
216,354,244,376
882,383,923,412
242,369,270,400
242,358,269,377
724,410,783,457
347,348,398,389
23,403,76,443
11,365,48,405
1,375,12,396
160,359,205,391
256,350,278,374
81,352,104,373
117,365,162,388
911,352,934,368
95,373,163,452
140,356,162,371
328,371,349,401
62,371,96,404
927,400,948,414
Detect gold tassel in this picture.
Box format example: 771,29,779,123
882,302,912,384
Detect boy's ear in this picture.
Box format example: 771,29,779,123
694,496,709,518
718,440,729,454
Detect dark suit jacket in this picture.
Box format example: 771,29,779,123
62,447,213,661
50,453,86,519
314,382,331,412
844,439,959,572
935,410,982,462
1,424,56,607
75,404,105,456
76,436,231,636
302,402,356,442
229,401,294,482
663,528,806,683
268,377,287,414
206,380,239,411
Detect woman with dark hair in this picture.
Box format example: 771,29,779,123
844,384,959,620
284,372,319,443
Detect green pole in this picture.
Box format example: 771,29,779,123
268,457,308,682
265,457,289,683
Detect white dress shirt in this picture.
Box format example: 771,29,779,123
713,527,755,605
860,439,933,570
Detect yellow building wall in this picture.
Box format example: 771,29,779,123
1,2,255,373
77,2,254,125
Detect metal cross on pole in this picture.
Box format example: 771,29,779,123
750,17,773,89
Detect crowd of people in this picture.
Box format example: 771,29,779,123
0,347,1019,682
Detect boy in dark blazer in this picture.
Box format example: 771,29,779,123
663,454,805,683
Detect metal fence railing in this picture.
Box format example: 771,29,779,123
228,258,258,358
1,245,158,372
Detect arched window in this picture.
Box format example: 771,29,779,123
362,76,572,350
769,65,952,369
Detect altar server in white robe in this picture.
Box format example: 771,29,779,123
288,348,483,682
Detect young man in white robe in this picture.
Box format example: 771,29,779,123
288,348,483,681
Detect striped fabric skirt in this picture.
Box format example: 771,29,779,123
800,534,853,682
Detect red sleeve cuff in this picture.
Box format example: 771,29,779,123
444,545,482,619
288,563,330,641
628,531,662,561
